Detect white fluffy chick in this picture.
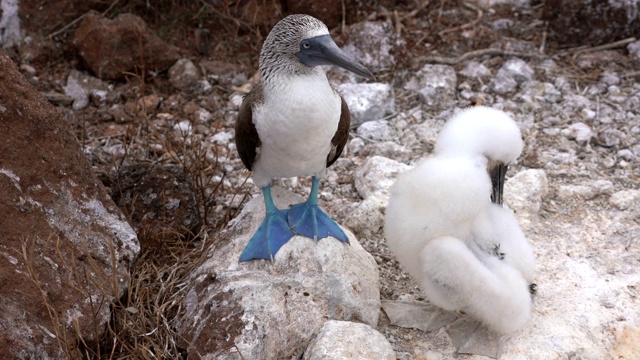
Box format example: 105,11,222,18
384,106,536,335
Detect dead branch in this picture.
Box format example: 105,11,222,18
49,0,120,38
438,2,484,37
424,48,547,65
565,37,637,59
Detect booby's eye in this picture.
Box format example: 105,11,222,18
301,42,311,49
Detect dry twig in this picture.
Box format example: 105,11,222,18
564,37,637,59
49,0,120,38
424,48,547,65
438,2,484,37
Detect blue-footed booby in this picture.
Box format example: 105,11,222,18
384,106,536,339
236,14,374,262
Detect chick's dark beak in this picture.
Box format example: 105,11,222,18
489,162,508,206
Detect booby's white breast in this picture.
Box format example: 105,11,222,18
251,71,341,187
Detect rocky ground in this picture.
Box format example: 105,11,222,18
2,0,640,358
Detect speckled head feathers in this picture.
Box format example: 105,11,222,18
259,14,329,81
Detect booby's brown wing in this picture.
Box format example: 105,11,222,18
326,95,350,168
235,85,264,171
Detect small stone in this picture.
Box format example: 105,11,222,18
304,320,395,360
562,122,594,144
183,101,199,115
338,83,395,126
356,120,394,142
361,141,411,161
347,137,365,155
173,120,192,135
628,40,640,61
19,64,36,75
581,108,596,120
557,185,596,200
344,192,388,239
194,108,212,123
491,58,535,94
590,180,615,196
504,169,549,218
354,156,411,199
609,190,640,211
64,70,110,110
168,58,201,90
491,71,518,94
596,128,625,147
492,18,514,30
459,61,492,78
343,21,396,73
136,94,160,114
404,64,457,110
617,149,635,162
601,71,620,86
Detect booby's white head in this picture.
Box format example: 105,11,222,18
259,14,374,84
435,106,524,165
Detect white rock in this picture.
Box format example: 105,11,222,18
304,320,395,360
64,70,110,110
491,58,534,94
168,58,201,90
345,192,389,239
601,70,620,86
491,70,519,94
354,156,411,199
348,137,365,155
504,169,549,218
356,119,394,142
173,120,192,135
476,0,530,8
609,189,640,211
628,40,640,61
338,82,395,126
459,61,492,78
492,18,514,30
557,184,596,199
343,21,396,72
360,141,411,161
617,149,635,162
194,108,212,123
176,187,380,359
562,122,594,144
404,64,457,109
0,0,22,47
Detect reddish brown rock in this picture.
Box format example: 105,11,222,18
72,11,181,80
0,49,139,356
543,0,640,46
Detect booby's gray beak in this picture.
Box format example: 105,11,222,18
296,34,376,80
489,162,508,206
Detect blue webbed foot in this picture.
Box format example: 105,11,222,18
287,176,349,243
240,186,296,262
288,202,349,242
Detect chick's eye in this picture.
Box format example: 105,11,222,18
302,42,311,49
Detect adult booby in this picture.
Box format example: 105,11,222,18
384,106,536,336
236,14,374,262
